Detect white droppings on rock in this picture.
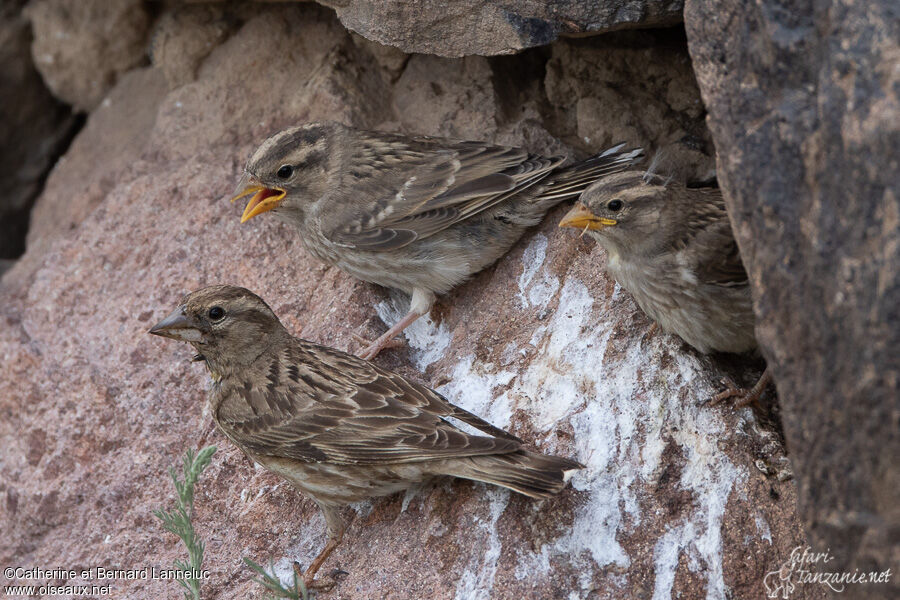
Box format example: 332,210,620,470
473,266,752,596
500,340,519,366
518,233,548,306
436,355,515,430
653,411,743,600
454,488,510,600
755,513,773,544
271,556,299,589
515,279,607,432
375,296,451,370
376,249,755,599
518,234,560,309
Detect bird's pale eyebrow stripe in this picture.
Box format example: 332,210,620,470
267,128,325,161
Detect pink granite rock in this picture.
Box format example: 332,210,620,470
25,0,151,111
1,4,818,599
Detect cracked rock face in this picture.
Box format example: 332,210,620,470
2,4,819,599
0,0,75,267
685,2,899,596
25,0,150,111
318,0,685,57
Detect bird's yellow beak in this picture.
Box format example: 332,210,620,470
558,202,617,231
230,175,286,223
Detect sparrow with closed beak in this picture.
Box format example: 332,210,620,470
149,285,582,589
231,122,642,359
559,171,772,405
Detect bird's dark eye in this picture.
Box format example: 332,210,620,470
607,199,624,212
208,306,225,321
276,164,293,179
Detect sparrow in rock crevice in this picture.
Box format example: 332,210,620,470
560,171,772,405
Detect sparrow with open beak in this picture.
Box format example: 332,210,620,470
231,121,642,359
560,171,772,406
149,285,583,589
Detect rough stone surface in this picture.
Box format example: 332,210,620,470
22,67,168,280
0,0,75,260
545,30,716,184
2,4,819,599
149,4,239,90
684,1,899,597
25,0,151,111
318,0,684,57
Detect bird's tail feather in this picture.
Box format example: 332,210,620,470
445,450,584,499
537,144,644,204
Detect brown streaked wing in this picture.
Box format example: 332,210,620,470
687,189,750,288
214,338,521,465
326,133,562,251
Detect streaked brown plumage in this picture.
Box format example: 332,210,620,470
149,285,582,588
559,171,771,405
231,121,642,359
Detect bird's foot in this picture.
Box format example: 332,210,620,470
354,309,425,360
708,368,773,408
351,332,406,360
709,377,757,407
291,562,347,592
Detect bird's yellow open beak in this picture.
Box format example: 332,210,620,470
558,202,617,231
230,176,287,223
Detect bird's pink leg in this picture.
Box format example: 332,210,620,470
292,506,350,590
710,367,773,407
357,288,435,360
358,309,424,360
293,535,344,590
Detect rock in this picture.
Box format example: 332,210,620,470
318,0,685,57
149,4,238,90
545,30,716,183
20,67,168,282
2,4,819,599
25,0,151,111
0,0,75,260
684,0,899,596
350,32,409,81
392,55,498,139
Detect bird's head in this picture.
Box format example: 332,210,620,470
149,285,286,374
231,122,343,224
559,171,670,256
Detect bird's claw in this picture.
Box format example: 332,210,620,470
291,561,346,592
708,377,755,408
351,332,405,360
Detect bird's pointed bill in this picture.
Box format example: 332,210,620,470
558,202,617,230
232,185,287,223
149,306,204,342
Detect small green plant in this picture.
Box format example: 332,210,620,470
153,446,217,600
243,557,310,600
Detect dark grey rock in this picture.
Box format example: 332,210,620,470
318,0,684,56
0,1,75,260
685,1,899,596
